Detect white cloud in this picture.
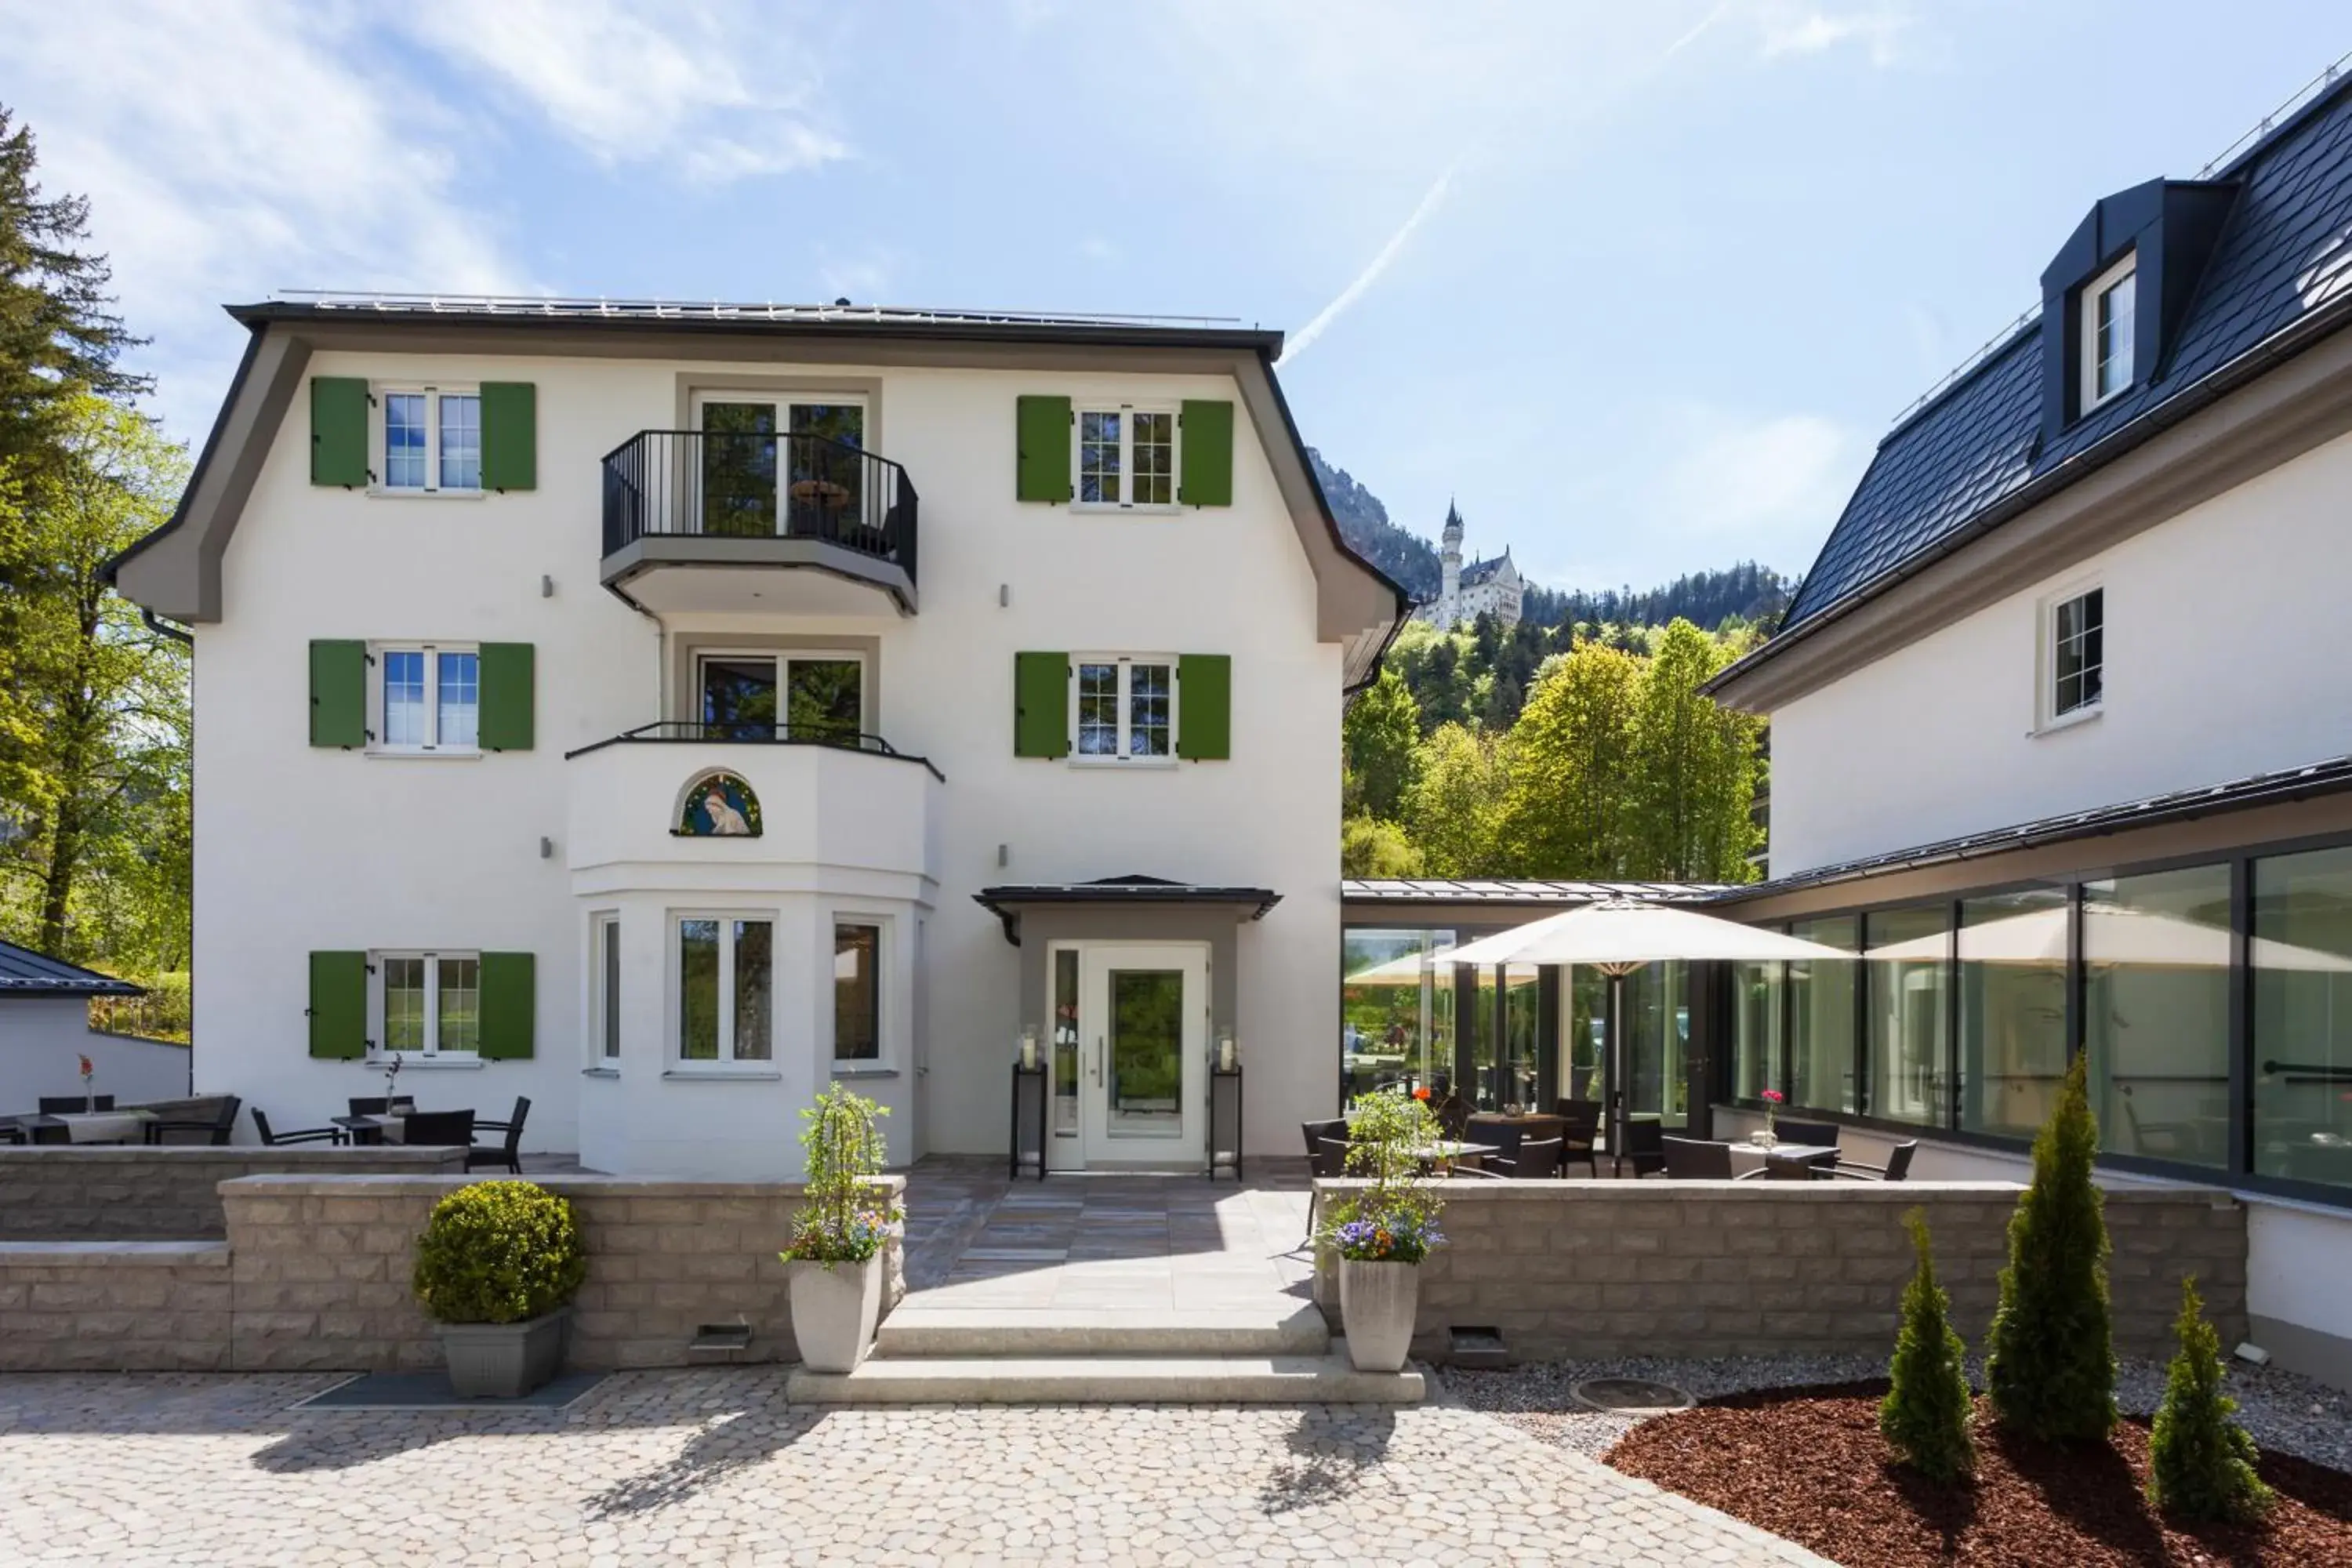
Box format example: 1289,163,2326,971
1753,2,1915,66
398,0,848,183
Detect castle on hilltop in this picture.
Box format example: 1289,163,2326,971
1414,502,1523,630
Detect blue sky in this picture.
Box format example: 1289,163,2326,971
7,1,2346,593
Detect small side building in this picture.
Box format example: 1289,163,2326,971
0,942,184,1112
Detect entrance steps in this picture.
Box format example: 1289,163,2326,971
789,1301,1425,1405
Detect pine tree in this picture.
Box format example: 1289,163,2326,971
1880,1209,1976,1483
2147,1275,2273,1523
1985,1052,2116,1443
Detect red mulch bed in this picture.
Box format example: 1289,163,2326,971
1605,1381,2352,1567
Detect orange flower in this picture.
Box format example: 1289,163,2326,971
1412,1087,1431,1100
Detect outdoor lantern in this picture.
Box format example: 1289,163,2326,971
1217,1029,1237,1073
1018,1028,1040,1072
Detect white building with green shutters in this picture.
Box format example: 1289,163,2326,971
109,296,1405,1178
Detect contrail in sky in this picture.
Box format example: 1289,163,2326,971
1274,4,1729,369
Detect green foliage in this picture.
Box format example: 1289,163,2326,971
1494,641,1640,876
2147,1275,2273,1523
1343,667,1421,820
1985,1053,2116,1443
1403,722,1508,877
1316,1087,1446,1262
1625,619,1762,881
781,1084,900,1267
1880,1208,1976,1483
1341,814,1424,877
411,1181,586,1325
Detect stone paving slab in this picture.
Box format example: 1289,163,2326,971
0,1368,1833,1566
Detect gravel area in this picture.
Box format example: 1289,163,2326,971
1446,1353,2352,1473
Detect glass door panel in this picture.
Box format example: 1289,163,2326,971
786,659,863,743
1080,944,1206,1166
1108,971,1183,1132
700,655,778,739
699,401,779,537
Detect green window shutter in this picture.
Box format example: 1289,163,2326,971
1178,400,1234,506
1176,654,1232,760
1014,651,1070,757
480,382,537,491
310,377,370,487
478,952,536,1060
308,951,368,1059
478,643,535,751
1015,395,1073,503
309,640,367,748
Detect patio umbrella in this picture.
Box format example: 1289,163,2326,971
1865,904,2352,972
1439,901,1849,1144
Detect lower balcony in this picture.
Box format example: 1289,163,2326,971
564,724,941,893
601,430,919,617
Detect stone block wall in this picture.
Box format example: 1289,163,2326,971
1311,1180,2246,1362
0,1146,466,1240
0,1241,233,1371
220,1174,907,1373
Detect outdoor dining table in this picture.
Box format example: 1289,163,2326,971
332,1113,407,1145
1413,1139,1499,1172
12,1109,153,1145
1727,1139,1838,1178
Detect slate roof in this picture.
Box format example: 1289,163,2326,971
1458,552,1515,588
1783,74,2352,631
0,940,143,998
1342,879,1726,907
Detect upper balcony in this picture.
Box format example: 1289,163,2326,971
601,430,919,617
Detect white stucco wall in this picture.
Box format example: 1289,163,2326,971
0,998,190,1111
189,349,1345,1175
1769,426,2352,876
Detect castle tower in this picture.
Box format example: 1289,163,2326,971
1439,499,1463,626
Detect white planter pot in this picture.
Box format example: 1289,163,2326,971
1338,1258,1420,1372
438,1307,569,1399
789,1254,885,1373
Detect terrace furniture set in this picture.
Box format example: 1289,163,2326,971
2,1091,532,1172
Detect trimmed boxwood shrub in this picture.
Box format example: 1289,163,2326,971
412,1181,586,1325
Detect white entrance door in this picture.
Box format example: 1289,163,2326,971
1078,944,1208,1168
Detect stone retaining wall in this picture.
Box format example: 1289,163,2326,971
1310,1179,2246,1362
0,1146,466,1240
0,1241,233,1371
220,1174,907,1373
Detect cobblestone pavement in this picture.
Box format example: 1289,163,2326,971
0,1369,1831,1566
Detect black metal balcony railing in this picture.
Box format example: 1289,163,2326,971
601,430,918,585
563,721,945,782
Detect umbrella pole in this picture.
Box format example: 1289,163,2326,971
1610,971,1624,1159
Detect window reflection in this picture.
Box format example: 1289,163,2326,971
1866,907,1950,1126
1340,929,1453,1103
1789,915,1857,1113
2253,847,2352,1189
1958,887,2070,1138
2085,866,2231,1169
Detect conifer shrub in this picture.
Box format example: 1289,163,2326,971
1880,1207,1976,1483
2147,1275,2273,1523
1984,1052,2116,1443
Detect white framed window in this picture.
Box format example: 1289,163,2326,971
2042,584,2104,728
2079,254,2136,412
376,950,481,1057
694,650,866,743
1073,655,1176,764
374,644,480,754
1073,405,1177,508
592,913,621,1062
376,385,483,493
833,919,883,1064
675,913,774,1063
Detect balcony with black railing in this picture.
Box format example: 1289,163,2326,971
601,430,919,616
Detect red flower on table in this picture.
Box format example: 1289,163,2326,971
1761,1089,1785,1105
77,1054,93,1079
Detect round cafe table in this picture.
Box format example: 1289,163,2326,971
1728,1138,1838,1178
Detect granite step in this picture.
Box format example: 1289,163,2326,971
875,1303,1330,1358
786,1350,1421,1406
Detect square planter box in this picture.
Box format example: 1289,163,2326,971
437,1308,570,1399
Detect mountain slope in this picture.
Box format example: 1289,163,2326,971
1310,448,1439,601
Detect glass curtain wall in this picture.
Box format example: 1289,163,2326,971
1562,967,1608,1106
1958,887,2070,1138
1731,960,1784,1101
1623,961,1690,1128
1503,967,1542,1109
1865,907,1951,1125
2085,865,2231,1169
1339,928,1454,1102
1469,968,1504,1110
2252,847,2352,1190
1788,915,1859,1113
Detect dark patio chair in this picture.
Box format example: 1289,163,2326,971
1740,1149,1834,1181
1555,1105,1601,1177
1433,1094,1471,1141
144,1095,242,1146
1831,1140,1918,1181
1494,1137,1563,1180
253,1109,345,1147
39,1095,115,1113
347,1095,417,1117
1773,1117,1841,1147
400,1109,476,1148
1614,1119,1665,1178
1303,1123,1350,1235
467,1096,532,1174
1662,1135,1735,1179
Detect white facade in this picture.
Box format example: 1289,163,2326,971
0,999,191,1111
120,313,1396,1179
1769,426,2352,877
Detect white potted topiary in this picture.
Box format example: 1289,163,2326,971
779,1085,899,1373
1318,1087,1446,1373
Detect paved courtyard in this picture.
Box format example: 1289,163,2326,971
0,1369,1831,1566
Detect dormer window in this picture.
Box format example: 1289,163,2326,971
2082,253,2136,411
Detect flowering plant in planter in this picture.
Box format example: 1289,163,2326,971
1330,1212,1444,1264
778,1085,901,1374
1317,1087,1446,1373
